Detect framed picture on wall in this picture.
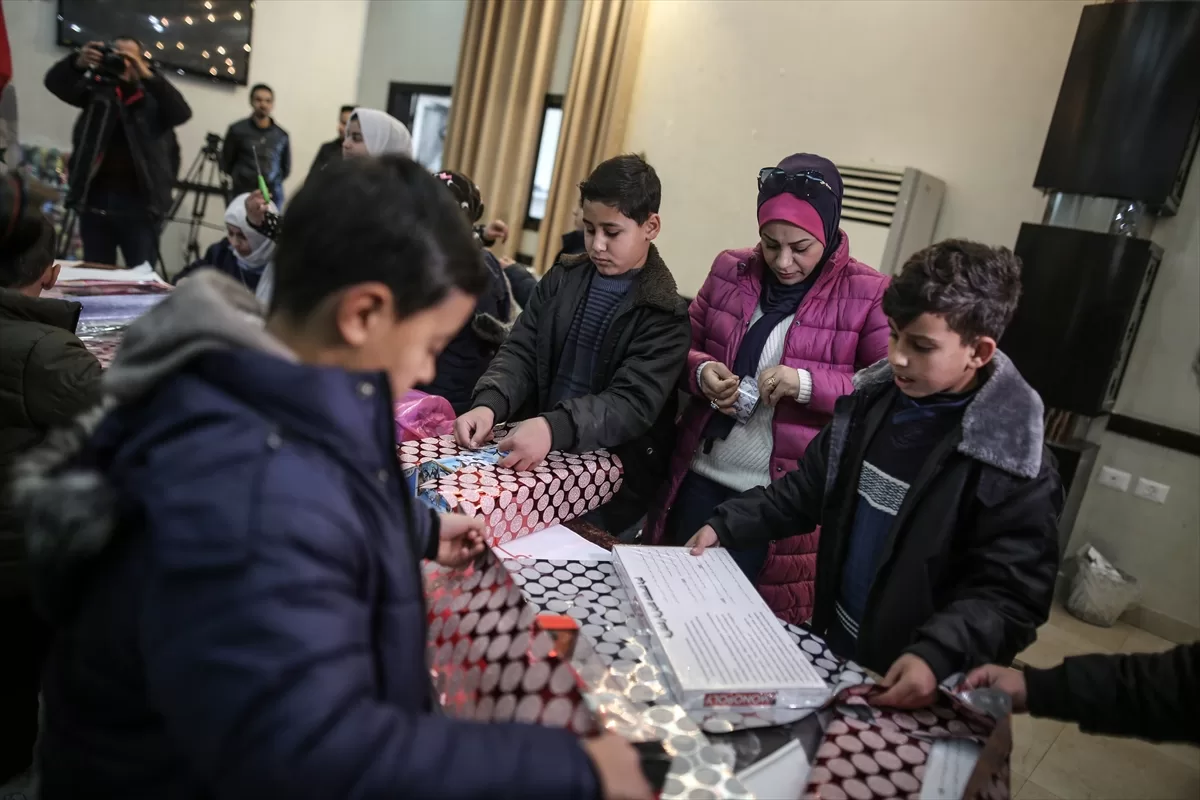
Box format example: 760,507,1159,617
387,82,452,171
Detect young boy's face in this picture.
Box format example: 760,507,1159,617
887,313,995,398
582,200,660,276
331,284,476,399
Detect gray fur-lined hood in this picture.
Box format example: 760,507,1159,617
852,351,1045,479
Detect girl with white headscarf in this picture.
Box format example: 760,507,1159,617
248,108,415,305
342,108,413,158
174,192,277,292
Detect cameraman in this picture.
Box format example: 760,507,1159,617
44,37,191,266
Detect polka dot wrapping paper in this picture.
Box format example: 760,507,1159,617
424,551,753,799
802,687,1012,800
398,431,623,547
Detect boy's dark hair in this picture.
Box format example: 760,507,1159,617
340,104,355,116
0,213,54,290
250,83,273,99
883,239,1022,342
579,154,661,225
271,155,490,319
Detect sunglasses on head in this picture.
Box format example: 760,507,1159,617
757,168,835,204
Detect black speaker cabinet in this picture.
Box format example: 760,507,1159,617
1034,1,1200,214
1001,224,1161,417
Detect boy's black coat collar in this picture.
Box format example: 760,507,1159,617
851,351,1045,480
558,244,683,316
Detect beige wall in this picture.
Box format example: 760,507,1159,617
623,0,1088,294
1069,154,1200,632
8,0,370,275
356,0,469,108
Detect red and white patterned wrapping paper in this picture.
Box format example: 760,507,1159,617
398,433,623,547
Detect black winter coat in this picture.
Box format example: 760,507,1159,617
710,353,1062,679
1,290,102,595
473,246,691,533
1025,642,1200,744
418,251,511,414
44,55,193,218
221,117,290,199
308,138,341,177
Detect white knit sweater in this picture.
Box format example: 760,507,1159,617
691,306,809,493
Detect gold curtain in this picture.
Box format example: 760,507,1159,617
443,0,565,259
534,0,650,274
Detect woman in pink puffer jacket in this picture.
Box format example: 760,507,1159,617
644,153,889,624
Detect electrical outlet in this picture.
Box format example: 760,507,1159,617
1097,466,1132,492
1134,478,1170,504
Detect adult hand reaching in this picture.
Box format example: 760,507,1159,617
873,654,938,709
962,665,1028,713
496,418,553,472
454,407,496,449
435,513,487,568
700,362,738,413
685,525,721,555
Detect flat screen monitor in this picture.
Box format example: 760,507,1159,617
58,0,254,86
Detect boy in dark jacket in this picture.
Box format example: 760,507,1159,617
0,192,100,783
688,240,1062,707
11,158,649,799
965,642,1200,745
455,155,691,534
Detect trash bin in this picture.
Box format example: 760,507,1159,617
1066,544,1140,627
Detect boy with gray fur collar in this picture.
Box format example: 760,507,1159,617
688,240,1062,708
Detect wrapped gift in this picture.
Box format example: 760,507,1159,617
802,685,1012,800
398,434,622,547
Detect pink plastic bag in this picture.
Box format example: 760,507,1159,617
394,390,455,442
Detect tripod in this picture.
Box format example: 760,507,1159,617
167,133,230,267
55,77,167,275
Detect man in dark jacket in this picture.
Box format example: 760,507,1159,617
689,241,1062,706
9,157,648,800
965,642,1200,745
44,38,192,266
455,155,691,535
221,83,290,204
0,192,101,783
307,104,352,177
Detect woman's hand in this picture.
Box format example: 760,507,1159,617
700,362,738,413
245,190,268,227
758,366,800,408
454,407,496,449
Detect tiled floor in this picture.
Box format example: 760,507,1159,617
1011,604,1200,799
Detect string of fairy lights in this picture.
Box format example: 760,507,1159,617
109,1,252,78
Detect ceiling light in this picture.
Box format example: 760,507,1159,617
185,16,193,25
207,13,216,22
209,67,217,75
233,11,242,21
217,46,226,55
243,44,251,52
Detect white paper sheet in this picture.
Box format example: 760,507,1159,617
492,524,610,561
56,262,168,284
919,738,983,800
613,546,827,708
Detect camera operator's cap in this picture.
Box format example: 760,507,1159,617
434,171,485,223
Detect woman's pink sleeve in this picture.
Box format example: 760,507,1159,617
684,271,720,395
806,281,890,415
